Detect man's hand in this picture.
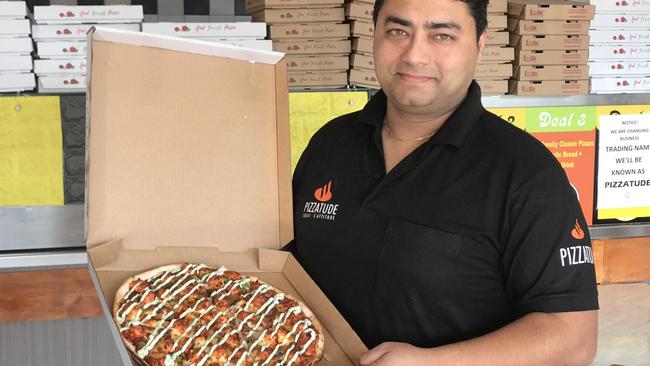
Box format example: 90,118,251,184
357,311,597,366
360,342,432,366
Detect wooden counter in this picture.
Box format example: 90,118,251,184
0,237,648,324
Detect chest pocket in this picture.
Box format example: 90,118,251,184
372,217,462,341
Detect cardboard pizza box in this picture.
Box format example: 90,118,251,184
251,7,345,24
590,76,650,93
350,52,375,71
352,36,373,55
0,1,27,19
589,44,650,60
36,41,87,59
85,27,366,366
349,68,380,89
514,64,589,80
481,46,515,62
510,34,589,50
476,79,508,95
288,70,348,88
33,5,143,24
345,2,374,21
351,20,374,38
487,0,507,13
33,23,140,41
590,30,650,44
507,0,595,20
474,63,513,79
591,13,650,28
269,22,349,40
0,19,30,36
487,14,507,29
486,30,510,45
507,18,590,35
0,37,33,55
514,49,588,65
589,60,650,76
588,0,650,12
34,58,88,75
0,72,35,92
37,74,86,93
273,38,351,55
0,54,32,72
509,79,588,95
141,22,266,39
245,0,344,12
286,54,349,71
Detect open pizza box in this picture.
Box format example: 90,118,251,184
84,27,367,366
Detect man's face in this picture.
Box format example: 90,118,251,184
373,0,486,114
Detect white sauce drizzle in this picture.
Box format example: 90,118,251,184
119,264,320,366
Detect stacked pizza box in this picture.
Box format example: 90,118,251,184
32,5,143,93
507,0,595,96
476,0,513,95
347,0,379,89
0,1,35,93
141,22,271,51
246,0,350,89
588,0,650,93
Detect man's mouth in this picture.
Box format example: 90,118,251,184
396,72,435,84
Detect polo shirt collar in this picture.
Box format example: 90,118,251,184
354,81,485,149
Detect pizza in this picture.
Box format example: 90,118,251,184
113,263,325,366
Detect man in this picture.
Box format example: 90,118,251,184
291,0,599,364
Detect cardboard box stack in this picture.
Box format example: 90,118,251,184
141,22,271,51
347,0,379,89
588,0,650,93
246,0,350,89
507,0,595,96
0,1,35,93
32,5,143,93
477,0,513,95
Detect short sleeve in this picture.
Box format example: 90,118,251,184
503,167,599,316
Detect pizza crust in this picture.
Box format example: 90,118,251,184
113,263,325,366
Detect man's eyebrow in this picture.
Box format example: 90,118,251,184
424,21,461,30
385,15,413,27
384,16,461,31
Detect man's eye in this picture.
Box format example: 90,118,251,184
387,29,408,37
434,34,452,41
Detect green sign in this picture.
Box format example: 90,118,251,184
525,106,596,133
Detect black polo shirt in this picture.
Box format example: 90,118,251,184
292,81,599,348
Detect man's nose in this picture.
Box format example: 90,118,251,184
401,33,431,65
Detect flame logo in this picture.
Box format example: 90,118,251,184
314,181,333,202
571,219,585,240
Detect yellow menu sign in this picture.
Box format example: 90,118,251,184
289,91,368,171
0,96,63,205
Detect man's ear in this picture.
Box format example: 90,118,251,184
476,31,487,64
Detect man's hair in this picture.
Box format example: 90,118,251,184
372,0,488,41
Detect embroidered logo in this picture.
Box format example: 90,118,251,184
559,218,593,267
302,180,339,221
571,219,585,240
314,181,333,202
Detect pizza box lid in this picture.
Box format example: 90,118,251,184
0,1,27,19
507,0,595,20
85,27,294,253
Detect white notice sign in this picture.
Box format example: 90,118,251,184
597,114,650,217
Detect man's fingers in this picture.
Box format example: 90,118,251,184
359,343,392,365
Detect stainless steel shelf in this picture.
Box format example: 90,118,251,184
482,93,650,108
0,205,647,270
0,205,84,251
